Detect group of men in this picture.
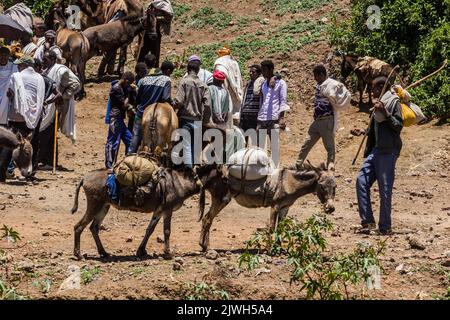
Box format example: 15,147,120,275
105,45,404,236
0,45,80,182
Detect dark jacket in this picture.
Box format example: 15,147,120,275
364,92,403,157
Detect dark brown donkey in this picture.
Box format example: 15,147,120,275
82,14,156,79
198,163,337,252
71,165,227,260
0,127,33,179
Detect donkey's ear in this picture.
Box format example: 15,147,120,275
16,132,23,142
25,132,33,142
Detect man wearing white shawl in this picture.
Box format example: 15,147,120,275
8,55,45,131
213,46,244,118
0,47,18,126
0,55,44,181
42,51,80,143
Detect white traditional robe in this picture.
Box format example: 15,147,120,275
0,61,18,125
44,64,77,142
9,67,45,129
214,55,244,115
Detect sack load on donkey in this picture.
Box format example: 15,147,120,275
225,147,279,207
105,155,161,206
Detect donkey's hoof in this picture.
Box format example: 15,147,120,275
136,248,148,257
74,252,83,260
163,252,173,260
199,243,208,252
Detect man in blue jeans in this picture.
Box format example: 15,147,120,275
105,71,135,169
356,76,403,235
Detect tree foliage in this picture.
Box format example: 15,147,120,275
328,0,450,119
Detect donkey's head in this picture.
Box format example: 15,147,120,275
340,55,359,82
304,162,336,214
12,132,33,178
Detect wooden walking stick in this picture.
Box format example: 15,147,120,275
53,110,58,174
351,66,399,166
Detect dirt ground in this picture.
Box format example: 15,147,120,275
0,0,449,300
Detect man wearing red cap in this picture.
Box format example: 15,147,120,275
209,70,231,131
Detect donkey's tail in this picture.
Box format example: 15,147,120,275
198,188,206,222
71,178,84,214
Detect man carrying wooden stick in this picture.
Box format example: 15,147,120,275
356,76,403,235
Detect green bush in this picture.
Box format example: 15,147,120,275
3,0,55,18
328,0,450,119
239,215,385,300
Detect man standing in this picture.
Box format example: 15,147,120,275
0,47,17,127
144,54,158,76
43,51,81,144
296,65,336,169
240,64,264,133
214,46,243,118
105,71,135,169
33,30,62,63
257,60,288,149
356,76,403,235
128,61,174,154
184,55,212,85
0,55,45,181
173,60,212,169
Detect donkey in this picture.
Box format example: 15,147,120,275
82,14,157,79
0,127,33,179
71,165,227,260
141,102,178,164
199,163,336,251
341,54,396,107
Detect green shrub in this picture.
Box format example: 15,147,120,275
328,0,449,119
262,0,331,15
3,0,55,18
239,215,385,300
182,7,233,30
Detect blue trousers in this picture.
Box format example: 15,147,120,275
105,117,132,169
128,112,143,155
356,148,398,232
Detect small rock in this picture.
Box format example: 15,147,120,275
262,18,270,25
39,196,46,200
205,250,218,260
172,262,182,271
395,263,406,274
18,261,34,273
344,178,352,184
156,236,164,243
174,257,184,265
125,237,133,243
42,231,50,236
228,20,235,26
321,17,329,23
176,39,183,44
408,237,426,250
442,260,450,267
348,202,354,208
255,267,271,276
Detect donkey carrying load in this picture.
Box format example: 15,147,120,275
198,148,337,251
71,162,227,260
340,54,397,107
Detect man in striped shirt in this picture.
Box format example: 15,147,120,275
296,65,335,169
240,64,264,133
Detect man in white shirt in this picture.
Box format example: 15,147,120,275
0,47,18,126
34,30,63,63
